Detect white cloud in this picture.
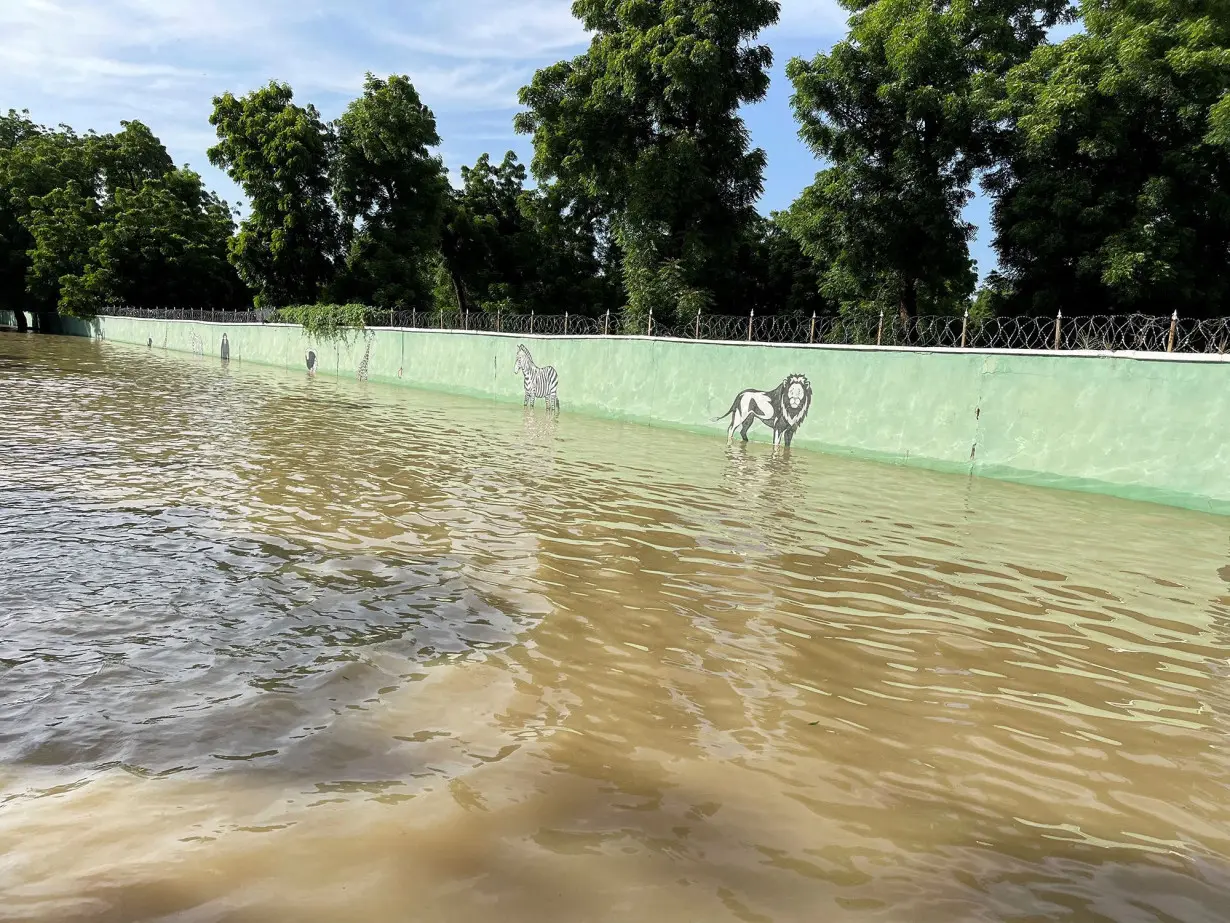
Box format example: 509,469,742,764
773,0,849,37
0,0,845,211
381,0,587,60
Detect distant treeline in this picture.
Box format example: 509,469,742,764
3,0,1229,334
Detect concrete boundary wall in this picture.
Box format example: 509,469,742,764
26,312,1230,515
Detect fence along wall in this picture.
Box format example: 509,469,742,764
62,314,1230,515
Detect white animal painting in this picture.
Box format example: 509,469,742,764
713,374,813,447
514,344,559,413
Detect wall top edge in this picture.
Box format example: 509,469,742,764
97,315,1230,364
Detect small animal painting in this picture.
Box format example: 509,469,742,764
514,344,559,412
220,333,230,362
306,350,317,375
714,374,813,447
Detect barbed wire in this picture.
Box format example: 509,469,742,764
102,306,1230,355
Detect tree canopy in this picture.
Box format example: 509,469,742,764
0,113,247,326
784,0,1073,322
208,81,343,308
331,74,451,311
6,0,1230,330
981,0,1230,317
515,0,782,328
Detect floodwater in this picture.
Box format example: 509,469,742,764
2,333,1230,923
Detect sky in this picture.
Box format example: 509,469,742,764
0,0,998,278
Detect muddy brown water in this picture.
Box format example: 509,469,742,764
2,332,1230,922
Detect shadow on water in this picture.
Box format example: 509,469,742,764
11,749,1230,923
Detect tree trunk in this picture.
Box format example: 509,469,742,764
449,270,469,314
898,279,917,344
13,310,27,333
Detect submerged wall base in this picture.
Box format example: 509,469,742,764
45,313,1230,516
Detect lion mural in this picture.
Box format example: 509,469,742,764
713,374,813,447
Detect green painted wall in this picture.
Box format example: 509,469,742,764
52,314,1230,515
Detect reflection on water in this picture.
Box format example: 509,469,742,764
2,332,1230,922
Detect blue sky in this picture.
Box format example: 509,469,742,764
0,0,998,278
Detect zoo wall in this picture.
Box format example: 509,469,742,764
41,313,1230,516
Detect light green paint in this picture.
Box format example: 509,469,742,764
42,314,1230,515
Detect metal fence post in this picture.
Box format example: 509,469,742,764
695,308,701,339
604,308,610,336
1167,309,1178,352
530,310,535,334
876,309,884,346
389,307,394,327
747,308,754,341
565,310,569,335
809,311,816,344
1053,309,1063,350
960,309,968,349
647,309,654,337
497,306,501,332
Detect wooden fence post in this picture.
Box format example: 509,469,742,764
1053,309,1063,350
1167,310,1178,353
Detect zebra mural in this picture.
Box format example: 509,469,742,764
514,344,559,412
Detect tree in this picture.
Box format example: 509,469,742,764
982,0,1230,317
438,152,526,313
331,74,450,310
63,169,245,312
0,114,99,327
785,0,1072,324
0,110,44,330
208,81,342,307
94,120,175,197
2,114,246,319
520,182,624,318
734,214,831,318
439,151,623,317
515,0,781,328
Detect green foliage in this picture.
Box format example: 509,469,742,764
331,74,450,311
95,120,175,198
12,0,1230,329
785,0,1071,321
275,302,371,342
208,82,343,308
439,151,623,318
981,0,1230,317
439,151,527,313
736,214,831,318
0,112,246,316
515,0,781,326
0,113,95,313
74,171,243,312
